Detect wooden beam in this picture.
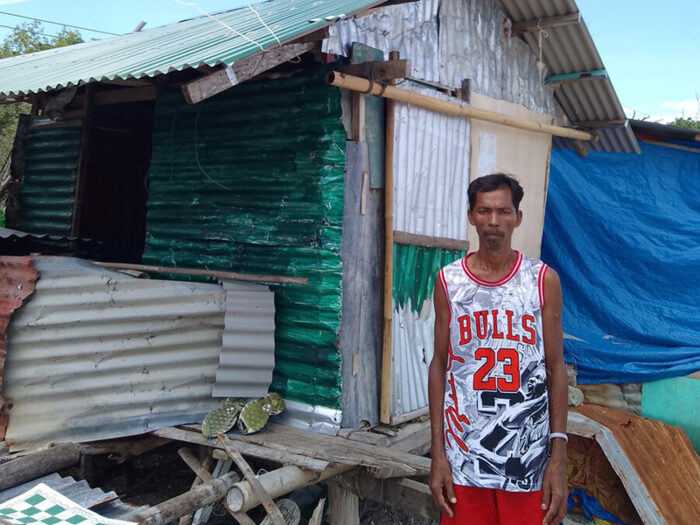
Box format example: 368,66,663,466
380,51,400,424
70,84,93,241
351,91,366,142
575,118,626,129
92,260,308,285
332,470,439,522
132,472,241,525
152,426,328,472
393,231,469,252
510,12,581,35
183,42,316,104
217,434,287,525
91,85,157,105
339,59,411,83
0,443,80,491
327,483,359,525
328,72,594,141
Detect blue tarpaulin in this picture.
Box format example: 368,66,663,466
542,142,700,383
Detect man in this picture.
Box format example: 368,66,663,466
428,173,568,525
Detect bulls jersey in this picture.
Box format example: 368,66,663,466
437,251,550,492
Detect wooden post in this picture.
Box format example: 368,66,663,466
70,83,94,243
327,483,359,525
380,50,399,424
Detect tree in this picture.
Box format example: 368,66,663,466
0,22,83,224
669,117,700,131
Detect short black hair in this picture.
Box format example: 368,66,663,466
468,173,524,210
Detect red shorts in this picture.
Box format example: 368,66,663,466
440,485,546,525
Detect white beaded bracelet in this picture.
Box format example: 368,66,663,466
549,432,568,442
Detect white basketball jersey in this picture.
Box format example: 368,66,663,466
438,251,550,492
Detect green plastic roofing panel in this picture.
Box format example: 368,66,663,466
393,243,465,314
0,0,386,97
143,68,345,409
18,126,80,238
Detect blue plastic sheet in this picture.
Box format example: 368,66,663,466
542,143,700,383
567,488,626,524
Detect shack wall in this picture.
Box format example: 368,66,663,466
142,68,346,425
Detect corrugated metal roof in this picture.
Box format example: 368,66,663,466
571,405,700,524
0,256,37,440
2,256,274,451
0,473,141,520
496,0,640,153
0,0,387,97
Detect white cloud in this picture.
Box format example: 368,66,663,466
624,99,700,123
0,0,30,5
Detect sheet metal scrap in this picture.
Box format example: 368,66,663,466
0,256,37,440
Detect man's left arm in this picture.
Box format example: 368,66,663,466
540,267,568,525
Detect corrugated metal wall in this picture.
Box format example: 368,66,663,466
143,68,346,411
391,244,465,414
3,257,227,450
325,0,555,114
18,126,80,238
326,0,556,417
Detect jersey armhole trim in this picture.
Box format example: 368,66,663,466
438,269,452,324
538,264,549,310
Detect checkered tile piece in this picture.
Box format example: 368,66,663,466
0,484,134,525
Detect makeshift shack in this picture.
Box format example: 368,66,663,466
2,0,685,523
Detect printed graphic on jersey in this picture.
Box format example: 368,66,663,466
440,253,550,492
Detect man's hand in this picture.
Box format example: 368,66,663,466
429,454,456,518
540,446,567,525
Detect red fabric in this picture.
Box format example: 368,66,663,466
441,485,546,525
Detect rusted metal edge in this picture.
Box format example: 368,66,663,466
0,256,38,441
567,412,665,524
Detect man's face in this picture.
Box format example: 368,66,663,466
468,186,522,250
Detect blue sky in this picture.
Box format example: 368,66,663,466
0,0,697,123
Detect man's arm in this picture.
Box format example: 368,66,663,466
428,276,455,518
540,268,568,525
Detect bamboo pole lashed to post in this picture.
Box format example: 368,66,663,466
327,71,593,141
380,51,400,424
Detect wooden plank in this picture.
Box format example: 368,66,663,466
337,428,390,448
393,231,469,252
339,141,383,428
389,426,431,456
510,12,581,35
92,260,308,285
339,59,411,83
351,42,385,189
151,427,328,472
327,483,359,525
351,91,366,142
183,42,315,104
640,139,700,154
230,423,430,479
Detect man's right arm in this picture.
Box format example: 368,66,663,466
428,274,455,518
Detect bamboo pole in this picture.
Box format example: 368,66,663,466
326,71,593,141
91,261,308,285
379,51,399,424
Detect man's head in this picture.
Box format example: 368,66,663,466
467,173,524,251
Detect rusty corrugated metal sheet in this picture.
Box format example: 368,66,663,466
571,404,700,524
0,256,37,441
2,256,275,451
